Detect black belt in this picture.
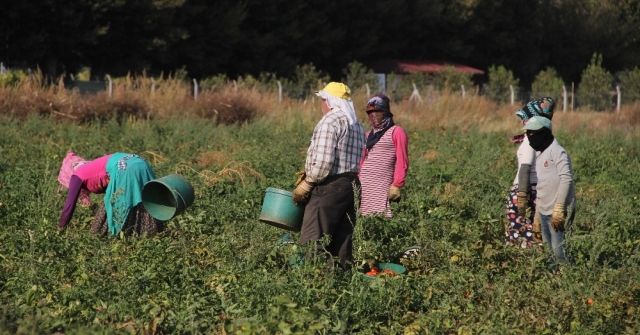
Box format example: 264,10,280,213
334,172,358,178
321,172,358,184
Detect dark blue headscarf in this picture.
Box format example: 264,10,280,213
365,94,395,150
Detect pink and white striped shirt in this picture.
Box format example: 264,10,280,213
359,126,409,216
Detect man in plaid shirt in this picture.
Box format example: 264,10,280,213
292,82,366,270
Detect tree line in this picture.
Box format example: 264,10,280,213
2,0,640,86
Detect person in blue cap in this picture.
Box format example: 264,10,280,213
523,116,576,270
505,97,555,248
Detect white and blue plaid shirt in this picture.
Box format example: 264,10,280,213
305,107,365,183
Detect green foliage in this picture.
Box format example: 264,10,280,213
341,61,379,93
618,67,640,103
577,53,614,111
433,65,474,93
200,74,230,90
282,63,330,100
485,65,520,104
1,115,640,333
0,69,27,87
390,72,433,102
172,66,189,81
531,67,565,100
74,67,92,81
4,0,640,89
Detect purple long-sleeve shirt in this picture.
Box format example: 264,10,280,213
59,154,112,228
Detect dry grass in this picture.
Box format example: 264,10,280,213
198,162,265,186
1,72,639,136
196,151,230,169
176,161,265,186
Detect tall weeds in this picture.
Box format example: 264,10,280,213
1,71,639,135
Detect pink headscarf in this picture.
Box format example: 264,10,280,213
57,151,92,206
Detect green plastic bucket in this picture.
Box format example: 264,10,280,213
259,187,305,232
362,263,407,280
142,174,195,221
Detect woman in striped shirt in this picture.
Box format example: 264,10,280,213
358,94,409,217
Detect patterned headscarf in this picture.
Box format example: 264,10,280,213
511,97,556,143
515,97,556,121
365,94,395,150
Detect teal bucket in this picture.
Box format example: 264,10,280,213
362,263,407,280
142,174,195,221
259,187,305,232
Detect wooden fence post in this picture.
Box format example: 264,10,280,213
193,78,198,100
106,75,112,98
409,83,422,102
562,86,567,112
571,82,574,111
616,86,621,113
277,81,283,103
509,85,514,105
461,85,466,99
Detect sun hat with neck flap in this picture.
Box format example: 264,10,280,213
317,82,351,100
315,82,358,125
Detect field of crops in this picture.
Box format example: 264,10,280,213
1,110,640,334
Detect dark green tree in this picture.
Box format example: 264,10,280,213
531,67,564,101
577,53,614,111
618,67,640,103
0,0,109,79
485,65,520,104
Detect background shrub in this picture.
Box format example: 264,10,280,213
618,67,640,104
282,63,330,100
577,53,614,111
389,72,432,102
485,65,520,104
200,74,230,91
531,67,565,100
433,65,474,93
0,69,27,87
342,61,379,94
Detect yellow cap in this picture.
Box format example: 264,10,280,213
318,82,351,100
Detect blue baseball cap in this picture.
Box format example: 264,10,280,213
522,116,552,131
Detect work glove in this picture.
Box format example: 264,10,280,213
292,180,315,205
551,203,566,232
532,213,542,243
388,186,402,202
295,170,306,186
516,191,528,217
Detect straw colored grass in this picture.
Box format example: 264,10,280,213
197,162,265,186
1,72,639,136
197,151,229,169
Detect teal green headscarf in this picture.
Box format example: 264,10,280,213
104,153,156,235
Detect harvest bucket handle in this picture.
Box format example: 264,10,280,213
175,189,186,213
